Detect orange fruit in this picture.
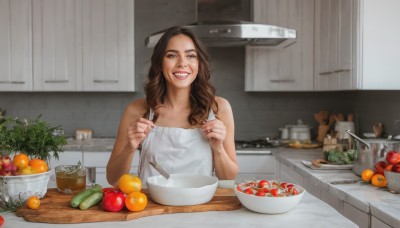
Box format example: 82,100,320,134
29,159,48,173
125,192,148,212
26,196,40,209
13,153,30,171
361,169,375,182
118,174,142,194
371,174,387,187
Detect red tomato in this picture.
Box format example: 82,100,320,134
102,189,126,212
280,182,287,188
255,190,266,196
258,180,270,188
262,187,270,193
236,185,242,192
0,215,4,227
291,188,299,195
270,188,279,197
287,184,295,190
244,187,253,195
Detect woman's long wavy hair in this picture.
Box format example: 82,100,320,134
144,26,218,126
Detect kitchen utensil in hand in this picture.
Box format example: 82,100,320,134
149,161,170,180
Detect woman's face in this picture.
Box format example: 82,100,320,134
162,34,199,90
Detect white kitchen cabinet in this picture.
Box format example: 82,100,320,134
34,0,135,91
0,0,32,91
245,0,314,91
314,0,355,90
315,0,400,90
371,216,392,228
33,0,82,91
32,0,82,91
343,202,370,228
235,154,277,182
302,177,322,199
320,189,344,214
82,0,135,91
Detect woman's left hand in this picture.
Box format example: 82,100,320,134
202,119,226,148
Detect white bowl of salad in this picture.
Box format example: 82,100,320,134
234,179,305,214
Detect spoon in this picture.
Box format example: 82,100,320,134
149,161,170,180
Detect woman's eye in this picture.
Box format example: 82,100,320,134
165,54,176,58
187,54,197,59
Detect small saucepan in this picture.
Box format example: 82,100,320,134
346,130,400,176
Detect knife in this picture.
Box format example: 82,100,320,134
330,179,360,185
149,161,170,180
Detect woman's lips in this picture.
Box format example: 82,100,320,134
173,72,190,80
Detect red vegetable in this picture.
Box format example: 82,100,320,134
102,189,126,212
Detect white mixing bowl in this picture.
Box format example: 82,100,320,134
0,170,52,202
146,173,218,206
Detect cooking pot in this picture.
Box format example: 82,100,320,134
288,125,311,141
347,130,400,176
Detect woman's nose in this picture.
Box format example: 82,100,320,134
177,56,188,67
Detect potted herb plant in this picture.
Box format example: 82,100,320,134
0,115,67,161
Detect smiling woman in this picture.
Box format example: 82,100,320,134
106,26,238,187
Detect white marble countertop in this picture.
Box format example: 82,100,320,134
273,148,400,228
1,190,357,228
1,139,359,227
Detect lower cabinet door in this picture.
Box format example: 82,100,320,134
343,202,370,228
371,216,392,228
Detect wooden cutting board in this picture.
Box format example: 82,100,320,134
16,188,241,224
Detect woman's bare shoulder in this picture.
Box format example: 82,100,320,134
215,96,232,112
124,98,148,118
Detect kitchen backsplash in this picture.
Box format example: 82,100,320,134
1,0,400,140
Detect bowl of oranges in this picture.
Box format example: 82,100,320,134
0,153,52,202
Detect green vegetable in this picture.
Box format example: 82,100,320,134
324,149,356,165
70,184,102,208
79,192,103,210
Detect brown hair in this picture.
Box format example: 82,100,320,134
144,26,218,125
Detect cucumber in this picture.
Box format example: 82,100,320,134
70,184,103,208
79,192,103,210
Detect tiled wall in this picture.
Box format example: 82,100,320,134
1,0,400,140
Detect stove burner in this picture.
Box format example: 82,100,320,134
235,139,279,149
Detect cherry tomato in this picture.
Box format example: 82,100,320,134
102,189,126,212
125,192,147,212
0,215,4,227
255,190,266,196
280,182,287,188
287,184,294,190
262,187,270,193
258,180,270,188
236,185,242,192
291,188,299,195
270,188,279,197
26,196,40,209
244,187,253,195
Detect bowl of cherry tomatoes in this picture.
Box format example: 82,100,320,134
234,179,305,214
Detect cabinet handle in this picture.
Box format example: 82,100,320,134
0,81,25,84
269,79,295,83
319,71,332,75
45,80,69,83
333,69,351,73
93,80,118,83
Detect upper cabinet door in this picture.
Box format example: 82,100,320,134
314,0,355,91
82,0,135,91
0,0,32,91
245,0,314,91
33,0,82,91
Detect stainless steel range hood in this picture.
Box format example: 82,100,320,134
145,20,296,48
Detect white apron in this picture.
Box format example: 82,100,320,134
138,109,215,185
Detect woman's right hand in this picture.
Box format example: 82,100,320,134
127,118,154,150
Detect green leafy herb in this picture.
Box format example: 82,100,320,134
323,148,356,165
0,115,67,161
0,194,26,212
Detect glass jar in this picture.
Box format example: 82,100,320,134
55,165,86,194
